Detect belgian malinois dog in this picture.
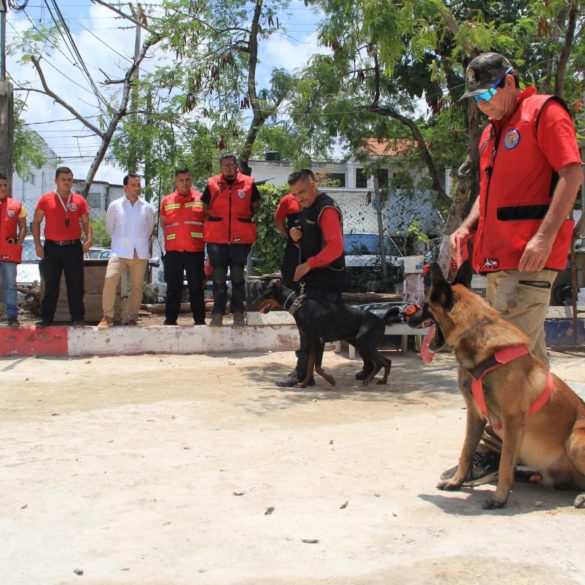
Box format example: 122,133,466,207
409,262,585,509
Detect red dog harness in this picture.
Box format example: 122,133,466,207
468,345,553,430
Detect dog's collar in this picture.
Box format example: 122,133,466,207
455,319,490,344
286,293,305,316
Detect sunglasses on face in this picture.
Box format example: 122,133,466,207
472,68,513,104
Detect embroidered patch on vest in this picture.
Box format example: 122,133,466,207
7,209,16,218
482,257,499,270
237,190,246,199
503,129,520,150
69,202,78,212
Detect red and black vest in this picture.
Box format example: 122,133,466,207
161,189,205,252
0,197,23,263
204,173,256,244
300,192,345,291
473,88,575,273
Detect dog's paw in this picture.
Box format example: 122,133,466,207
436,479,463,491
574,493,585,508
482,496,507,510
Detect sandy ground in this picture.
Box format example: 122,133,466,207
2,347,585,585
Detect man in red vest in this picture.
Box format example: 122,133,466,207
444,52,583,485
0,173,27,327
202,154,260,327
32,167,93,327
160,168,206,326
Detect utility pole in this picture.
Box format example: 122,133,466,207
0,1,14,195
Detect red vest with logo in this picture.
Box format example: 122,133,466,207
472,88,575,273
0,197,23,263
204,173,256,244
161,189,205,252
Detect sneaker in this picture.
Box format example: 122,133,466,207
7,318,20,328
232,312,246,327
275,373,315,387
440,451,500,486
126,319,138,326
163,320,178,326
209,314,223,327
97,316,113,330
35,320,53,328
71,320,86,328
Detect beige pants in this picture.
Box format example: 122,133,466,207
102,254,148,322
479,269,557,453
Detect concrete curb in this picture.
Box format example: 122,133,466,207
0,311,300,358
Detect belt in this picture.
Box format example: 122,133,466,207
47,239,80,246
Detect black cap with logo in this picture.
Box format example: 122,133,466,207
461,52,513,99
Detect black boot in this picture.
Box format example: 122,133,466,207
355,360,374,380
276,351,315,387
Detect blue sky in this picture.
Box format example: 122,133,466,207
7,0,324,185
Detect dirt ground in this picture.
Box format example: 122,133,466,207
2,346,585,585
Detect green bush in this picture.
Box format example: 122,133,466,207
252,184,290,275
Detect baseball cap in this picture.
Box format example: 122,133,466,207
461,52,513,99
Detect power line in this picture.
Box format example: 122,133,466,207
44,0,109,109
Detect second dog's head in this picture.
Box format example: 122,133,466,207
258,279,287,314
408,261,489,351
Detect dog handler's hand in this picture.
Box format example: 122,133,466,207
294,262,311,282
519,232,552,272
289,227,303,242
449,226,471,254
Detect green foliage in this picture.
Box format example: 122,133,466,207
252,183,290,275
91,217,111,248
13,98,47,177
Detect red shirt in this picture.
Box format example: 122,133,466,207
274,193,300,223
306,207,344,269
36,191,89,241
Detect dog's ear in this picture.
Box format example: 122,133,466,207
430,263,447,287
451,260,473,289
429,263,454,311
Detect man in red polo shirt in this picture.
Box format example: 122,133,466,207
32,167,93,327
274,192,301,289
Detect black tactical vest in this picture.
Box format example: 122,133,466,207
299,192,345,291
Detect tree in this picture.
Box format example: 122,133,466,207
13,96,47,178
300,0,584,244
9,6,161,197
149,0,297,174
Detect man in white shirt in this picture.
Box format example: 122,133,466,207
98,174,154,329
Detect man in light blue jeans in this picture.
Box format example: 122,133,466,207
0,173,27,327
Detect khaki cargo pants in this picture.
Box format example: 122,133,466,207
480,269,557,453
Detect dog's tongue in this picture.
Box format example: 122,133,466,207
420,325,436,364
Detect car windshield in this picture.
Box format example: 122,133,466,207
344,234,402,256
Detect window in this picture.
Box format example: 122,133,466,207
325,173,346,187
356,168,368,189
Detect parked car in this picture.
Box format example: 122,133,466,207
343,233,404,292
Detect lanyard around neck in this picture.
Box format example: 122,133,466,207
55,191,72,224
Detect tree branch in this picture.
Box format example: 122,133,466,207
30,57,105,137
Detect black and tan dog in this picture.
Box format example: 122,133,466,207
259,279,395,388
409,262,585,509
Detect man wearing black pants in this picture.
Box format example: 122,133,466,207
160,168,206,326
202,154,260,327
276,169,345,387
32,167,92,327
